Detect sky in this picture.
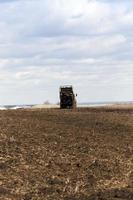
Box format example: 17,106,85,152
0,0,133,105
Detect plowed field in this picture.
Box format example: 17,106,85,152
0,108,133,200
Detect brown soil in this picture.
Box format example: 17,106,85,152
0,108,133,200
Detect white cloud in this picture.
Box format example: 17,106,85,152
0,0,133,104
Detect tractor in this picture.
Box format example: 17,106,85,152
60,86,77,109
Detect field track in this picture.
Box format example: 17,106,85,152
0,108,133,200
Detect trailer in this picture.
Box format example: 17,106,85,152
60,86,77,109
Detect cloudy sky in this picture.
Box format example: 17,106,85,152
0,0,133,105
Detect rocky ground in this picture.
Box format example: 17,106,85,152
0,108,133,200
